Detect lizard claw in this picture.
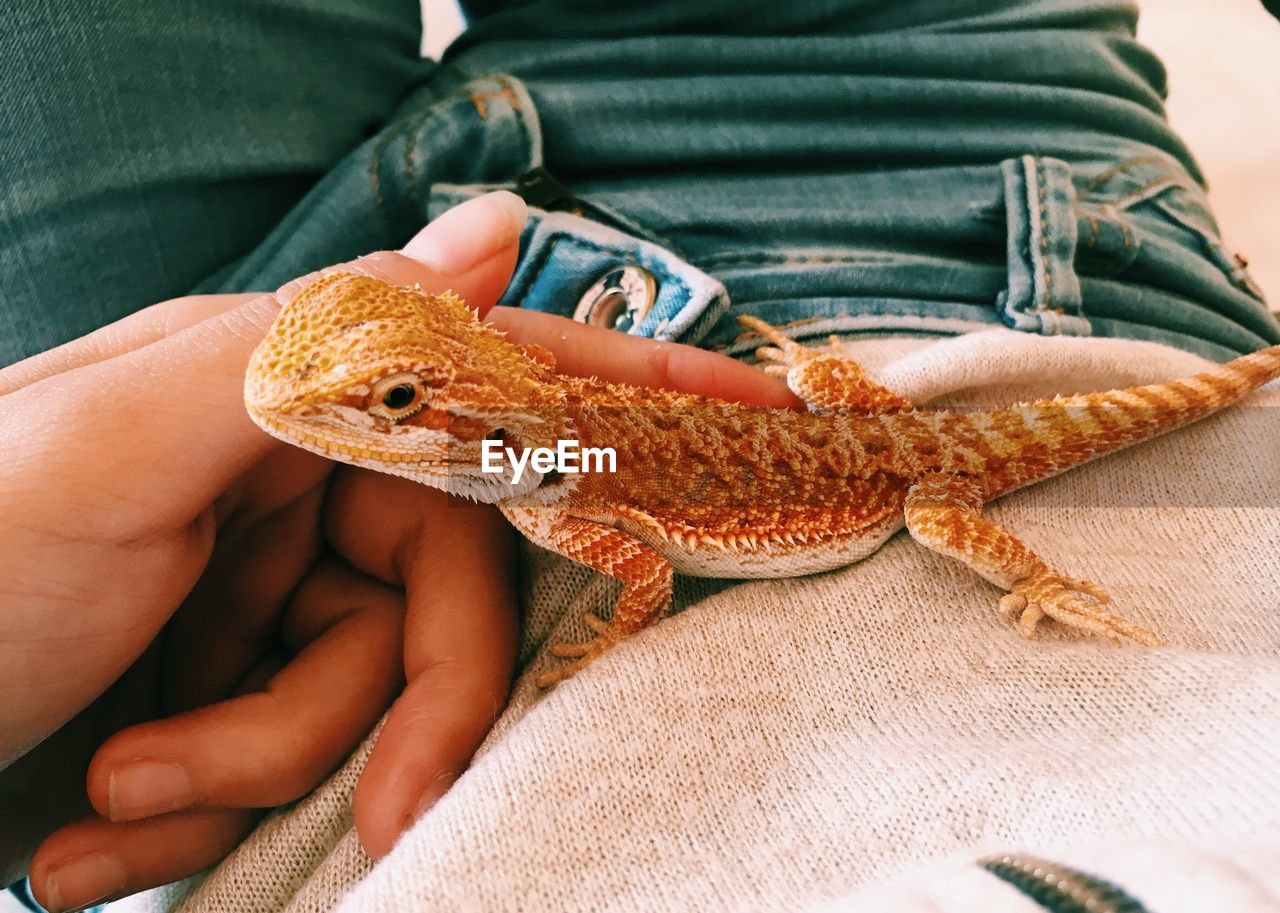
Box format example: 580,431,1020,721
582,611,610,635
537,613,620,687
1000,573,1161,646
549,642,592,658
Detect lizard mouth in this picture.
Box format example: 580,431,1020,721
245,405,442,466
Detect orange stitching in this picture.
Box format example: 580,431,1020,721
368,124,402,215
1111,177,1177,208
470,85,522,121
1036,160,1053,312
403,118,419,206
1080,154,1165,193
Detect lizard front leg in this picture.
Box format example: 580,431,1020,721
737,315,913,414
903,474,1161,646
502,506,675,687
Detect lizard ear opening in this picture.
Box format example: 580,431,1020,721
369,372,427,421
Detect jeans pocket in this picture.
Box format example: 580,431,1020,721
1074,154,1266,305
996,153,1274,355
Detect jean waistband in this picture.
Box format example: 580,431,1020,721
215,71,1280,362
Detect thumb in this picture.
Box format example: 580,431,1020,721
3,192,527,526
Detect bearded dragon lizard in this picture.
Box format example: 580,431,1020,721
244,273,1280,686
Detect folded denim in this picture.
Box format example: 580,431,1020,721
3,0,1275,369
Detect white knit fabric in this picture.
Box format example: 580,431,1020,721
115,330,1280,912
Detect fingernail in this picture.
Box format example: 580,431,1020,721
108,760,196,821
44,852,128,913
403,774,454,832
401,191,527,272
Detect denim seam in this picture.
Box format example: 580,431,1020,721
695,251,904,269
370,95,463,223
1035,158,1055,316
369,119,406,219
484,76,536,164
1087,163,1269,305
723,286,999,309
403,117,420,209
1072,156,1266,301
370,75,538,228
1079,154,1169,194
575,198,681,251
1108,176,1179,210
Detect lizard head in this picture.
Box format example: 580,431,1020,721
244,272,566,502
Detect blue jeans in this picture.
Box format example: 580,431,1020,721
2,1,1275,369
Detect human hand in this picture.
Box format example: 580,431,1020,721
0,191,795,910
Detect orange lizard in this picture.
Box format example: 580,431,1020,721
244,273,1280,686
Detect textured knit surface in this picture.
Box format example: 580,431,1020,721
117,330,1280,912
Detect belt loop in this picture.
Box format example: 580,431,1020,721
997,155,1091,337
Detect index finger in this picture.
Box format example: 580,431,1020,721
0,294,260,397
485,307,802,409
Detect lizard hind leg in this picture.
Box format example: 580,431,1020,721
539,553,674,687
736,315,913,415
903,474,1162,646
502,507,675,688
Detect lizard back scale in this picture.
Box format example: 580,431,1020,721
244,273,1280,686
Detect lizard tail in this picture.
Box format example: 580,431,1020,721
978,344,1280,495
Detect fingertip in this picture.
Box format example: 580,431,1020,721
353,755,460,860
401,191,527,277
352,669,510,859
655,342,802,409
84,727,197,824
31,810,256,912
484,308,802,407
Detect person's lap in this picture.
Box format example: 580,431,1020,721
115,328,1280,912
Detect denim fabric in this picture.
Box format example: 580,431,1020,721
0,0,428,365
2,0,1277,371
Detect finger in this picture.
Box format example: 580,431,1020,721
0,294,260,397
84,559,403,820
29,809,256,912
486,306,801,408
322,471,519,859
4,191,526,528
162,475,327,712
267,189,526,318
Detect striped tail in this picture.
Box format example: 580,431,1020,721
979,344,1280,496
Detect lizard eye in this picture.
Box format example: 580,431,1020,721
370,372,425,420
383,384,416,410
